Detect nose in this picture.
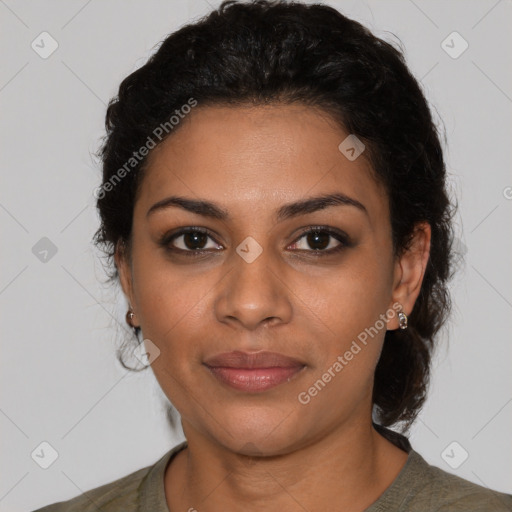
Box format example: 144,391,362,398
214,243,293,332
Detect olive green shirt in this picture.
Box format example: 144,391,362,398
32,426,512,511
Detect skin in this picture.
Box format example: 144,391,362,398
116,104,431,511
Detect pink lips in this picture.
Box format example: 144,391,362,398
203,351,306,393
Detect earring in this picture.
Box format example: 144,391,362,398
126,309,135,327
398,310,408,330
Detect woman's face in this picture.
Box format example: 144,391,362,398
117,104,426,455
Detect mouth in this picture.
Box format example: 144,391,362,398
203,351,306,393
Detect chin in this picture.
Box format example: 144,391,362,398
202,402,309,456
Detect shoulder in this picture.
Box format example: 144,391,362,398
30,442,187,512
369,425,512,512
413,454,512,511
30,464,151,512
375,449,512,511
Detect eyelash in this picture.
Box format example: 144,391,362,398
159,226,352,258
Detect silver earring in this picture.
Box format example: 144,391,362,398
126,309,135,327
398,310,408,330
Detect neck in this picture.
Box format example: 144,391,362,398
165,419,409,512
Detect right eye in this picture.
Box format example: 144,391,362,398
161,227,224,256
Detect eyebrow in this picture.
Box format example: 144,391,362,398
146,192,368,222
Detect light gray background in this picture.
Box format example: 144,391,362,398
1,0,511,510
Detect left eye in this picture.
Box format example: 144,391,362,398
288,229,347,253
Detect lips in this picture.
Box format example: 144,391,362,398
203,351,306,392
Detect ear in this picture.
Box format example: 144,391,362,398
114,240,139,327
387,222,431,330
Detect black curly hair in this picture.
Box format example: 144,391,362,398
94,0,459,431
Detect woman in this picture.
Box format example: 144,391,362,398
34,1,512,510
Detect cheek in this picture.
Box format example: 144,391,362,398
129,243,206,355
301,252,391,394
131,232,200,312
311,254,390,338
298,278,387,419
134,271,211,347
131,259,212,409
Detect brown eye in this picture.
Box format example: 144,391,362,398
288,227,351,254
162,228,223,254
178,231,209,250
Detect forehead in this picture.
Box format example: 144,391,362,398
136,104,388,225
